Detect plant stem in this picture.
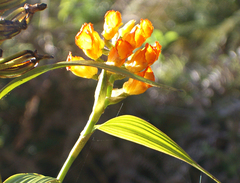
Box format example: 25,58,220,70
57,69,109,182
81,69,110,136
56,133,92,182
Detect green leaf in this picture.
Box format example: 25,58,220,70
95,115,221,183
3,173,60,183
0,60,181,99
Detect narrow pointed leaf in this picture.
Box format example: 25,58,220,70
95,115,221,183
0,60,180,99
3,173,59,183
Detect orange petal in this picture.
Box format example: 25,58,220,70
106,46,125,67
125,48,148,73
116,39,134,59
145,42,161,65
122,29,137,48
125,42,161,72
119,19,136,37
144,66,155,85
106,39,133,67
134,25,146,48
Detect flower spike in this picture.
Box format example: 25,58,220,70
69,10,160,96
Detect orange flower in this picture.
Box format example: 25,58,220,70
106,39,133,67
122,19,153,49
125,42,161,73
75,23,104,60
66,52,98,79
102,10,123,40
67,9,159,89
123,66,155,95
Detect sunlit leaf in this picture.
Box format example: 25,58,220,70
3,173,60,183
0,60,181,99
95,115,221,183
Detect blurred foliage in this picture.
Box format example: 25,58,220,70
58,0,115,25
147,29,179,49
1,0,240,182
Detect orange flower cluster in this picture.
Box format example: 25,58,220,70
67,10,161,95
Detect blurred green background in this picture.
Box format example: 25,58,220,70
0,0,240,182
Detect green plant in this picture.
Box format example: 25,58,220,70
0,2,221,183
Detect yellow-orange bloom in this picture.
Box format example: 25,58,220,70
66,52,98,79
75,23,104,60
122,19,153,49
102,10,123,40
123,66,155,95
106,39,134,67
125,42,161,73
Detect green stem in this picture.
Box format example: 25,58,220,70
57,69,110,182
56,133,92,182
81,69,110,136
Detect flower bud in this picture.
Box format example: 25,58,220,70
75,23,104,60
137,19,153,41
123,66,155,95
102,10,123,40
66,52,98,79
